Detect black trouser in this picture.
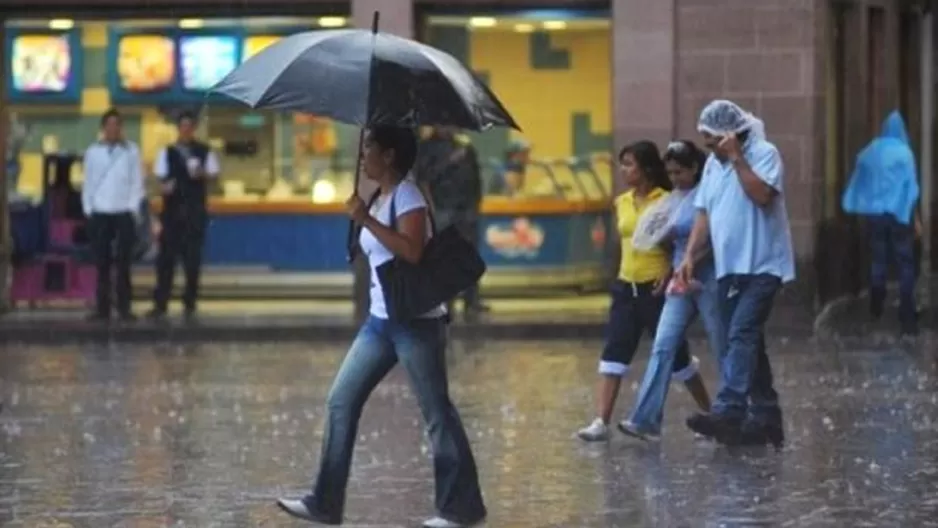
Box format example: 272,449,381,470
89,212,136,316
599,279,691,376
868,214,917,327
453,216,481,309
153,214,206,313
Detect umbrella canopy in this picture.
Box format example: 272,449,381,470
212,29,520,132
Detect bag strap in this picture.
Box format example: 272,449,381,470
86,144,127,207
388,183,437,234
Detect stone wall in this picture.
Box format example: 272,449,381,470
674,0,826,303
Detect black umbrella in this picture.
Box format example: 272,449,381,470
211,12,520,257
213,27,518,130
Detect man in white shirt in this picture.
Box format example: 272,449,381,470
82,108,145,322
147,111,220,321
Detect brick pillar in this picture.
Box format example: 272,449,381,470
0,20,10,313
349,0,414,323
611,0,676,193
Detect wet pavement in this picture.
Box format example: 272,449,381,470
0,337,936,527
815,276,938,339
0,299,818,344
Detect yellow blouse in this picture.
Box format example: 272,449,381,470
614,187,672,283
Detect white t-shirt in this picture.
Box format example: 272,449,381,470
360,178,447,320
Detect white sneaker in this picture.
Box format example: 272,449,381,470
617,420,660,442
277,499,314,520
576,418,610,442
275,498,340,525
423,516,481,528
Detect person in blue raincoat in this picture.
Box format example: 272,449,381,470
841,110,924,335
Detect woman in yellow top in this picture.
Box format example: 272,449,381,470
577,140,711,442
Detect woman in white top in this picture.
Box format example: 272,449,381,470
277,127,487,528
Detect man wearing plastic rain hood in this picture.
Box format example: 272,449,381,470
675,99,795,448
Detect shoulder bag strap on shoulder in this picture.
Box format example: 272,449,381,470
87,146,126,207
389,187,398,230
414,184,438,234
388,185,437,235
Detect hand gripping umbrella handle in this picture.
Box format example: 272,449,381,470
346,11,381,263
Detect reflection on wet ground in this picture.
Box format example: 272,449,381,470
0,337,936,527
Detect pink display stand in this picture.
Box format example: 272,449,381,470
10,254,97,308
10,154,98,309
49,219,81,247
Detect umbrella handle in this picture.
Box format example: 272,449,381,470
346,127,367,263
347,10,382,263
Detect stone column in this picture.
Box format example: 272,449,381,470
607,0,676,280
0,20,10,313
348,0,414,323
611,0,676,193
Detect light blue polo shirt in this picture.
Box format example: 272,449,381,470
693,138,796,283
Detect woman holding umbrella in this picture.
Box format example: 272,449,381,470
211,21,519,526
276,126,487,528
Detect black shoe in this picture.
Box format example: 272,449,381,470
466,303,490,314
463,303,490,324
463,309,481,324
276,497,341,525
183,308,197,324
900,319,919,338
727,419,785,449
146,309,167,321
85,311,110,323
870,287,886,320
686,413,743,443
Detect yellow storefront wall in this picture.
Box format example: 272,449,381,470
470,28,611,160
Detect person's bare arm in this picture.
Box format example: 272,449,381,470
690,244,712,264
685,211,710,259
360,209,427,264
153,149,175,194
676,211,710,283
732,157,777,207
720,134,782,208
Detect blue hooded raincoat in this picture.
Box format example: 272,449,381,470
841,110,920,224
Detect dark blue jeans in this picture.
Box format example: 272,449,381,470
869,214,917,325
308,316,486,523
711,274,782,425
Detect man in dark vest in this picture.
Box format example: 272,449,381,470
414,126,488,319
147,111,219,321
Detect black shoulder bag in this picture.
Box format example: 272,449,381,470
375,186,487,322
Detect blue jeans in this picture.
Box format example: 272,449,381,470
307,316,486,523
711,274,782,425
628,277,724,434
869,214,917,326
